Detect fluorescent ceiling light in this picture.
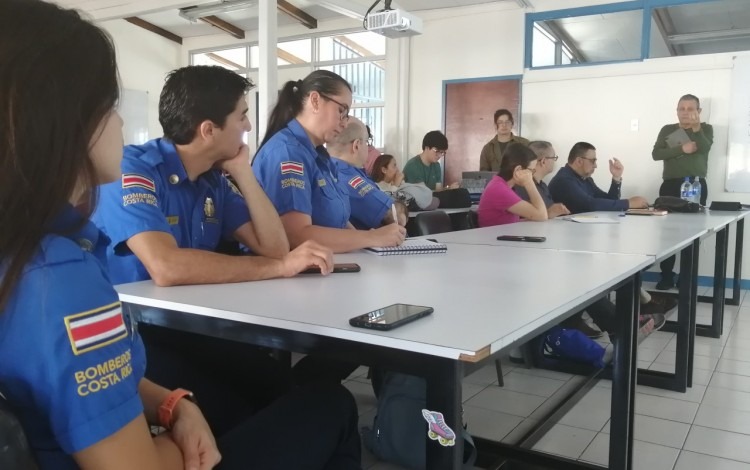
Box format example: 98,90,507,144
179,0,258,21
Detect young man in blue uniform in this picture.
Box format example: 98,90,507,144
92,66,343,436
327,117,408,229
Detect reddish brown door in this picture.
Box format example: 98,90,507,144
443,78,521,185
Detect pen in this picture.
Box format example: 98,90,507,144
391,203,398,224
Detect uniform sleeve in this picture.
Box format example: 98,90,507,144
29,257,143,454
252,142,313,217
346,179,392,229
220,176,251,239
94,157,171,255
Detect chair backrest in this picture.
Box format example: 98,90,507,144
466,210,479,229
0,398,38,469
414,211,453,236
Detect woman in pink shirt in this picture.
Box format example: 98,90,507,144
478,143,548,227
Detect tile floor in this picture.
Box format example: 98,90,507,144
347,286,750,469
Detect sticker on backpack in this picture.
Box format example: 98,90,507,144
421,409,456,447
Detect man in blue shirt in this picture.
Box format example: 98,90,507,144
327,117,408,229
549,141,649,214
93,66,336,436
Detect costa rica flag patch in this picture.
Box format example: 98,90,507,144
122,174,156,192
348,176,365,189
64,302,128,355
280,161,304,176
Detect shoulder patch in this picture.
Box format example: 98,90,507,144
64,302,127,355
280,161,304,176
122,174,156,192
349,176,365,189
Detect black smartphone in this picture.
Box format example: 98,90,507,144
349,304,434,331
496,235,546,243
299,263,361,275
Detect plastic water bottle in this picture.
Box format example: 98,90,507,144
680,177,692,201
692,177,702,205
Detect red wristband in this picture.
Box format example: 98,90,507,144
158,388,194,430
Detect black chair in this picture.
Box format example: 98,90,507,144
413,211,453,237
0,398,37,469
414,210,504,386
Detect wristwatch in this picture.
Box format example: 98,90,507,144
158,388,195,429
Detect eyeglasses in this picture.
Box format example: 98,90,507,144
433,148,447,157
578,156,597,164
320,93,350,121
544,155,559,161
496,120,513,127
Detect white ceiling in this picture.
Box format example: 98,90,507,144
56,0,514,38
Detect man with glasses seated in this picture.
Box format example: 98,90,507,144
549,141,649,214
548,142,669,329
403,130,458,190
513,141,570,219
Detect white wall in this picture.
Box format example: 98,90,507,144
406,2,525,158
521,53,748,278
101,19,182,139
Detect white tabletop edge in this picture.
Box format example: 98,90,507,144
117,292,478,360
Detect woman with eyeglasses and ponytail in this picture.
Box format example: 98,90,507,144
252,71,406,254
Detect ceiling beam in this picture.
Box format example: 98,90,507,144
277,0,317,29
334,36,375,57
277,48,306,64
316,0,365,21
668,28,750,45
651,8,678,57
200,15,245,39
124,17,182,44
205,53,244,69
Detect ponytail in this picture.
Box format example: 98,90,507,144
257,70,352,152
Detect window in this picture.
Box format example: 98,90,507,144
190,30,386,147
526,0,750,70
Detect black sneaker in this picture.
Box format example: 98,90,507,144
655,274,675,290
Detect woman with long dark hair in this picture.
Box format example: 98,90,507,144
0,2,362,469
252,71,405,253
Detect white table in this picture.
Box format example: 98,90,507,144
117,245,651,470
431,212,717,393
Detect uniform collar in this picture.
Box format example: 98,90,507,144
50,204,110,261
158,139,189,185
287,119,319,158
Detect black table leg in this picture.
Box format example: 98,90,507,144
426,358,464,469
610,274,638,470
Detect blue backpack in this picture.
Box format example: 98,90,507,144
362,372,476,470
542,326,606,368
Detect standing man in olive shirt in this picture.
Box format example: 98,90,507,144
479,109,530,172
652,93,714,290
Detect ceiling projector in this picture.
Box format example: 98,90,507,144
365,9,423,38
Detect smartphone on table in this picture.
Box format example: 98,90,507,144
299,263,361,274
349,304,434,331
496,235,546,243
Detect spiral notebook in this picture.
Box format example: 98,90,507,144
365,239,448,256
